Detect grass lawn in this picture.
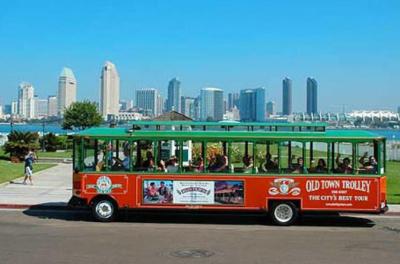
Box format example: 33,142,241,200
386,161,400,204
0,149,60,184
36,150,72,159
0,149,72,159
0,159,56,184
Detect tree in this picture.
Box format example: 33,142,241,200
3,131,40,162
40,133,63,152
62,101,103,130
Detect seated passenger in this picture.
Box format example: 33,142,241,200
260,153,278,172
359,152,378,174
111,149,131,171
166,156,179,173
209,154,228,172
242,155,253,173
111,156,131,171
291,157,307,173
309,158,327,173
335,154,353,173
191,157,204,172
142,151,155,170
157,160,167,172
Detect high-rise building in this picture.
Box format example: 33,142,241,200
136,88,160,117
3,104,12,115
48,96,58,117
200,87,224,121
18,82,35,119
398,106,400,115
181,96,195,119
11,101,18,115
194,96,201,121
166,78,181,113
306,77,318,114
266,101,276,117
34,96,48,119
57,67,77,116
227,92,240,111
100,61,120,119
239,87,266,122
157,93,164,116
282,77,292,115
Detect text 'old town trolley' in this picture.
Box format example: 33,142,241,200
69,121,387,225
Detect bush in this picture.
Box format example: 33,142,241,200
3,131,40,162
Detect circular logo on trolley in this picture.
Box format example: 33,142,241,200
96,176,113,194
279,182,289,194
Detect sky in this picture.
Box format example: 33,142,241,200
0,0,399,112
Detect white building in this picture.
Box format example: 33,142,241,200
57,67,77,116
34,97,48,119
136,88,161,117
11,101,18,115
200,87,224,121
181,96,195,119
100,61,120,119
18,82,35,119
48,96,57,117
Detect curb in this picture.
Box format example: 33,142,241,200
0,203,72,210
1,203,400,216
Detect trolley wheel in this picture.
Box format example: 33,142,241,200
91,198,118,222
270,201,299,226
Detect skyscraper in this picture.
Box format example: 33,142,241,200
200,87,224,121
266,101,276,117
48,96,58,117
18,82,35,119
282,77,292,115
166,78,181,112
306,77,318,114
228,92,240,111
136,88,160,117
34,96,48,119
100,61,120,119
11,101,18,115
181,96,195,119
57,67,77,116
239,87,266,122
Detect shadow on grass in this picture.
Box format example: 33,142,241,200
23,204,375,228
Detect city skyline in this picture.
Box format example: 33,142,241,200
0,1,399,112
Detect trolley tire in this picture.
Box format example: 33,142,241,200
270,201,299,226
91,198,118,222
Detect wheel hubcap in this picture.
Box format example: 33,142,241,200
96,201,113,219
274,204,293,223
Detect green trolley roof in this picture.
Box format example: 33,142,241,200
75,127,385,143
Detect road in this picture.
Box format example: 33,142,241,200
0,209,399,264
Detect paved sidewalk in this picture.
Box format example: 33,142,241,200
0,163,71,207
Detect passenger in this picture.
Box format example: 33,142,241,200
142,151,155,170
309,158,327,173
291,157,307,173
260,153,278,172
166,156,179,173
111,149,131,171
335,154,353,173
359,152,378,174
207,154,217,171
210,154,228,172
194,157,204,172
157,160,167,172
242,155,253,173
